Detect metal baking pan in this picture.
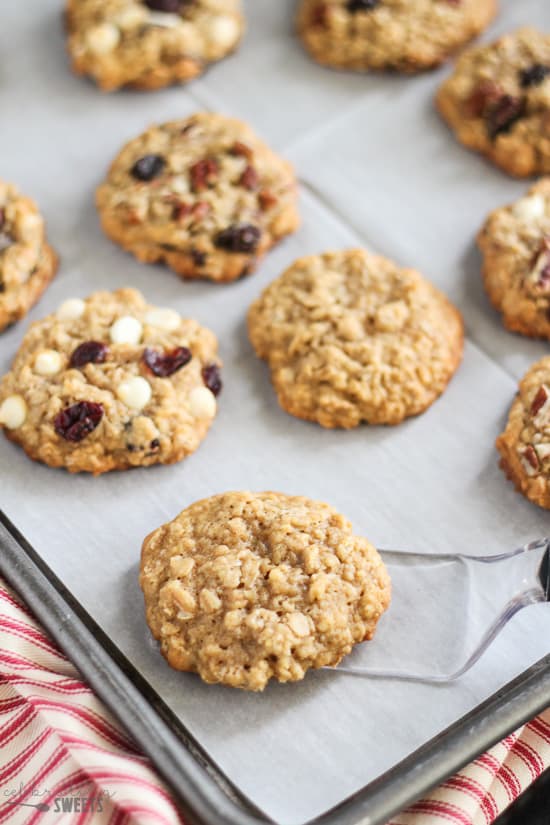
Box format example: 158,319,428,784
2,511,550,825
3,1,550,823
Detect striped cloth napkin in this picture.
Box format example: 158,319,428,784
0,578,548,825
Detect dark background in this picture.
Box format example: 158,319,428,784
494,768,550,824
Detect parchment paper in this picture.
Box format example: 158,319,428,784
2,3,550,824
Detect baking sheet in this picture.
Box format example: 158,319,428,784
1,2,550,824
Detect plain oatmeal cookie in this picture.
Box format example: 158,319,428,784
437,28,550,177
0,288,221,474
247,249,464,428
140,491,392,690
65,0,244,91
96,113,300,283
0,181,58,333
296,0,496,74
496,357,550,510
478,179,550,339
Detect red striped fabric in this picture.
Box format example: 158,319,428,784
0,578,548,825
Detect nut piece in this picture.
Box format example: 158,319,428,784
57,298,85,321
117,376,152,410
0,395,27,429
110,316,143,345
35,350,63,376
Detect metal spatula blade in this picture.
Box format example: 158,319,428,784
328,539,550,684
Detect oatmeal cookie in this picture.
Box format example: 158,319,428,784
96,113,300,283
437,28,550,177
496,357,550,510
0,288,221,474
247,249,464,428
0,181,58,333
296,0,496,74
478,178,550,339
65,0,244,92
140,491,391,690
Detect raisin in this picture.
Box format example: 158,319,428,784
190,158,218,193
347,0,379,11
215,224,261,253
150,438,160,449
131,154,165,181
70,341,108,368
191,248,207,266
54,401,103,442
143,346,192,377
144,0,183,11
486,95,525,140
202,364,222,396
520,64,550,88
240,165,259,191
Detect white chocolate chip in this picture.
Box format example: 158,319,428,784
0,395,27,429
189,386,216,419
204,15,240,49
57,298,85,321
110,316,143,345
35,349,62,376
513,194,546,222
117,376,151,411
147,11,181,28
86,23,121,54
114,6,148,29
144,308,180,332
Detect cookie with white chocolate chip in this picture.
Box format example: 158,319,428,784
0,288,221,474
96,113,300,283
65,0,244,92
478,179,550,339
248,249,464,428
0,180,58,333
497,357,550,510
140,491,391,690
296,0,496,74
437,28,550,177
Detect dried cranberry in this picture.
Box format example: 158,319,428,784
143,346,192,377
54,401,103,442
465,80,502,117
202,364,222,396
520,64,550,88
173,201,192,221
486,95,525,139
70,341,108,368
258,190,277,211
131,154,165,181
144,0,183,11
215,224,261,253
190,158,218,193
347,0,379,11
240,165,259,191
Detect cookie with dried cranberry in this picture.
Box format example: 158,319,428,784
477,179,550,339
96,113,300,283
140,491,391,690
0,181,58,333
0,288,221,474
65,0,244,92
437,28,550,177
248,249,464,428
496,357,550,510
296,0,496,74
